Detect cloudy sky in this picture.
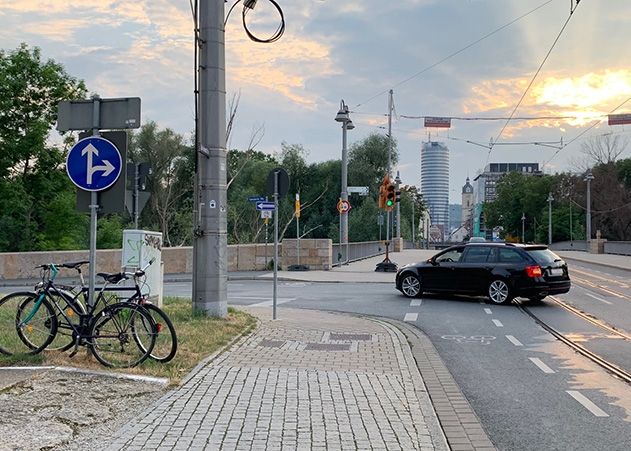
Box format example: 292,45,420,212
2,0,630,203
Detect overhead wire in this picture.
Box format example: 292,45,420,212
486,0,584,166
354,0,556,109
542,94,631,169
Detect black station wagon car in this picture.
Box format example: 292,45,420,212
395,243,571,304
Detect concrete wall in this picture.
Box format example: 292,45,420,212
0,239,333,280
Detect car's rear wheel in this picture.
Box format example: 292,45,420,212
487,279,513,305
401,274,422,298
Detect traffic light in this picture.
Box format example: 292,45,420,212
395,190,401,204
379,175,390,210
386,183,395,209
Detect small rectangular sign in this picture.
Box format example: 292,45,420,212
424,117,451,128
261,210,272,219
608,113,631,126
57,97,141,131
348,186,369,195
256,201,275,211
248,196,266,202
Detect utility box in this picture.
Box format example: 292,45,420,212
122,229,163,306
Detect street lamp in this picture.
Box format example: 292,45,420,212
547,192,554,245
584,169,594,241
521,212,526,243
335,100,353,264
394,171,401,239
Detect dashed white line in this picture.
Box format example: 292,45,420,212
404,313,418,322
492,319,503,327
484,308,492,315
410,299,422,307
585,292,613,305
505,335,523,346
529,357,555,374
566,391,609,417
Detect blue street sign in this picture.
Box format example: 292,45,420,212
248,196,266,202
256,201,276,211
66,136,122,191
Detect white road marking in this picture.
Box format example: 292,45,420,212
484,308,492,315
566,391,609,417
404,313,418,322
249,297,296,307
505,335,523,346
410,299,422,307
585,292,613,305
492,319,503,327
529,357,555,374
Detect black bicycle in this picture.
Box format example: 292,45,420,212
0,263,157,368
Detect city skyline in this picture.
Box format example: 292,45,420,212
1,0,630,202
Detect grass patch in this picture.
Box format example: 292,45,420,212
1,297,256,385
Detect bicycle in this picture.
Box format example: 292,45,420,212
0,263,157,368
23,260,177,363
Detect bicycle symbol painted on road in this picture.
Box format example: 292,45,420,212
441,335,496,345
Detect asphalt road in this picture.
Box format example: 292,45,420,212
165,275,631,451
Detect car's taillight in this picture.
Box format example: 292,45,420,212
525,265,542,278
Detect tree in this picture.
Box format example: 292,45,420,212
0,43,88,251
128,122,194,247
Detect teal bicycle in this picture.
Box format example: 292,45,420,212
0,262,157,368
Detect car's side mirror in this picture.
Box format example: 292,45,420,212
429,258,438,266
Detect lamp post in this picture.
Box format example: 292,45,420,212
521,212,526,243
547,192,554,245
335,100,354,264
584,169,594,242
394,171,401,239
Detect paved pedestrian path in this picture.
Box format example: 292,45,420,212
105,308,449,451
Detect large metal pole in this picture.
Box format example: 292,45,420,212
585,170,593,242
387,90,393,241
341,120,349,264
88,97,100,309
412,201,415,246
547,193,553,245
521,213,525,243
194,0,227,317
569,201,573,244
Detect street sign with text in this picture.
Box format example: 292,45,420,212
57,97,141,132
248,196,266,202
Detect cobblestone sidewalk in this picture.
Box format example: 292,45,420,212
106,308,448,451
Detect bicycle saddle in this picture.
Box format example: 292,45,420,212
97,272,127,284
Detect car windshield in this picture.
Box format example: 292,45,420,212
525,248,562,265
435,248,464,263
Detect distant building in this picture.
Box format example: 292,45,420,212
472,163,541,238
461,177,474,226
421,141,449,239
473,163,540,204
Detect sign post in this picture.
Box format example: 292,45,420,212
60,95,139,308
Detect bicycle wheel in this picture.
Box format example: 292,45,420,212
0,292,57,356
19,289,85,352
89,303,156,368
134,303,178,363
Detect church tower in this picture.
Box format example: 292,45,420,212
461,177,474,226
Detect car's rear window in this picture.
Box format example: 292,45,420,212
525,248,561,265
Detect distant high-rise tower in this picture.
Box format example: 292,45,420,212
421,141,449,237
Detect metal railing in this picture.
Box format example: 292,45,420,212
332,241,385,266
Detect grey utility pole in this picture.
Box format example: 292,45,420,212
194,0,227,317
88,96,100,309
521,212,526,243
585,169,594,242
547,192,554,245
412,201,415,246
395,171,401,239
386,89,393,241
335,100,354,264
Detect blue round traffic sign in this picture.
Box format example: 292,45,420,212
66,136,122,191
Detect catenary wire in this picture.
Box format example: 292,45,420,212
354,0,556,109
486,1,584,165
